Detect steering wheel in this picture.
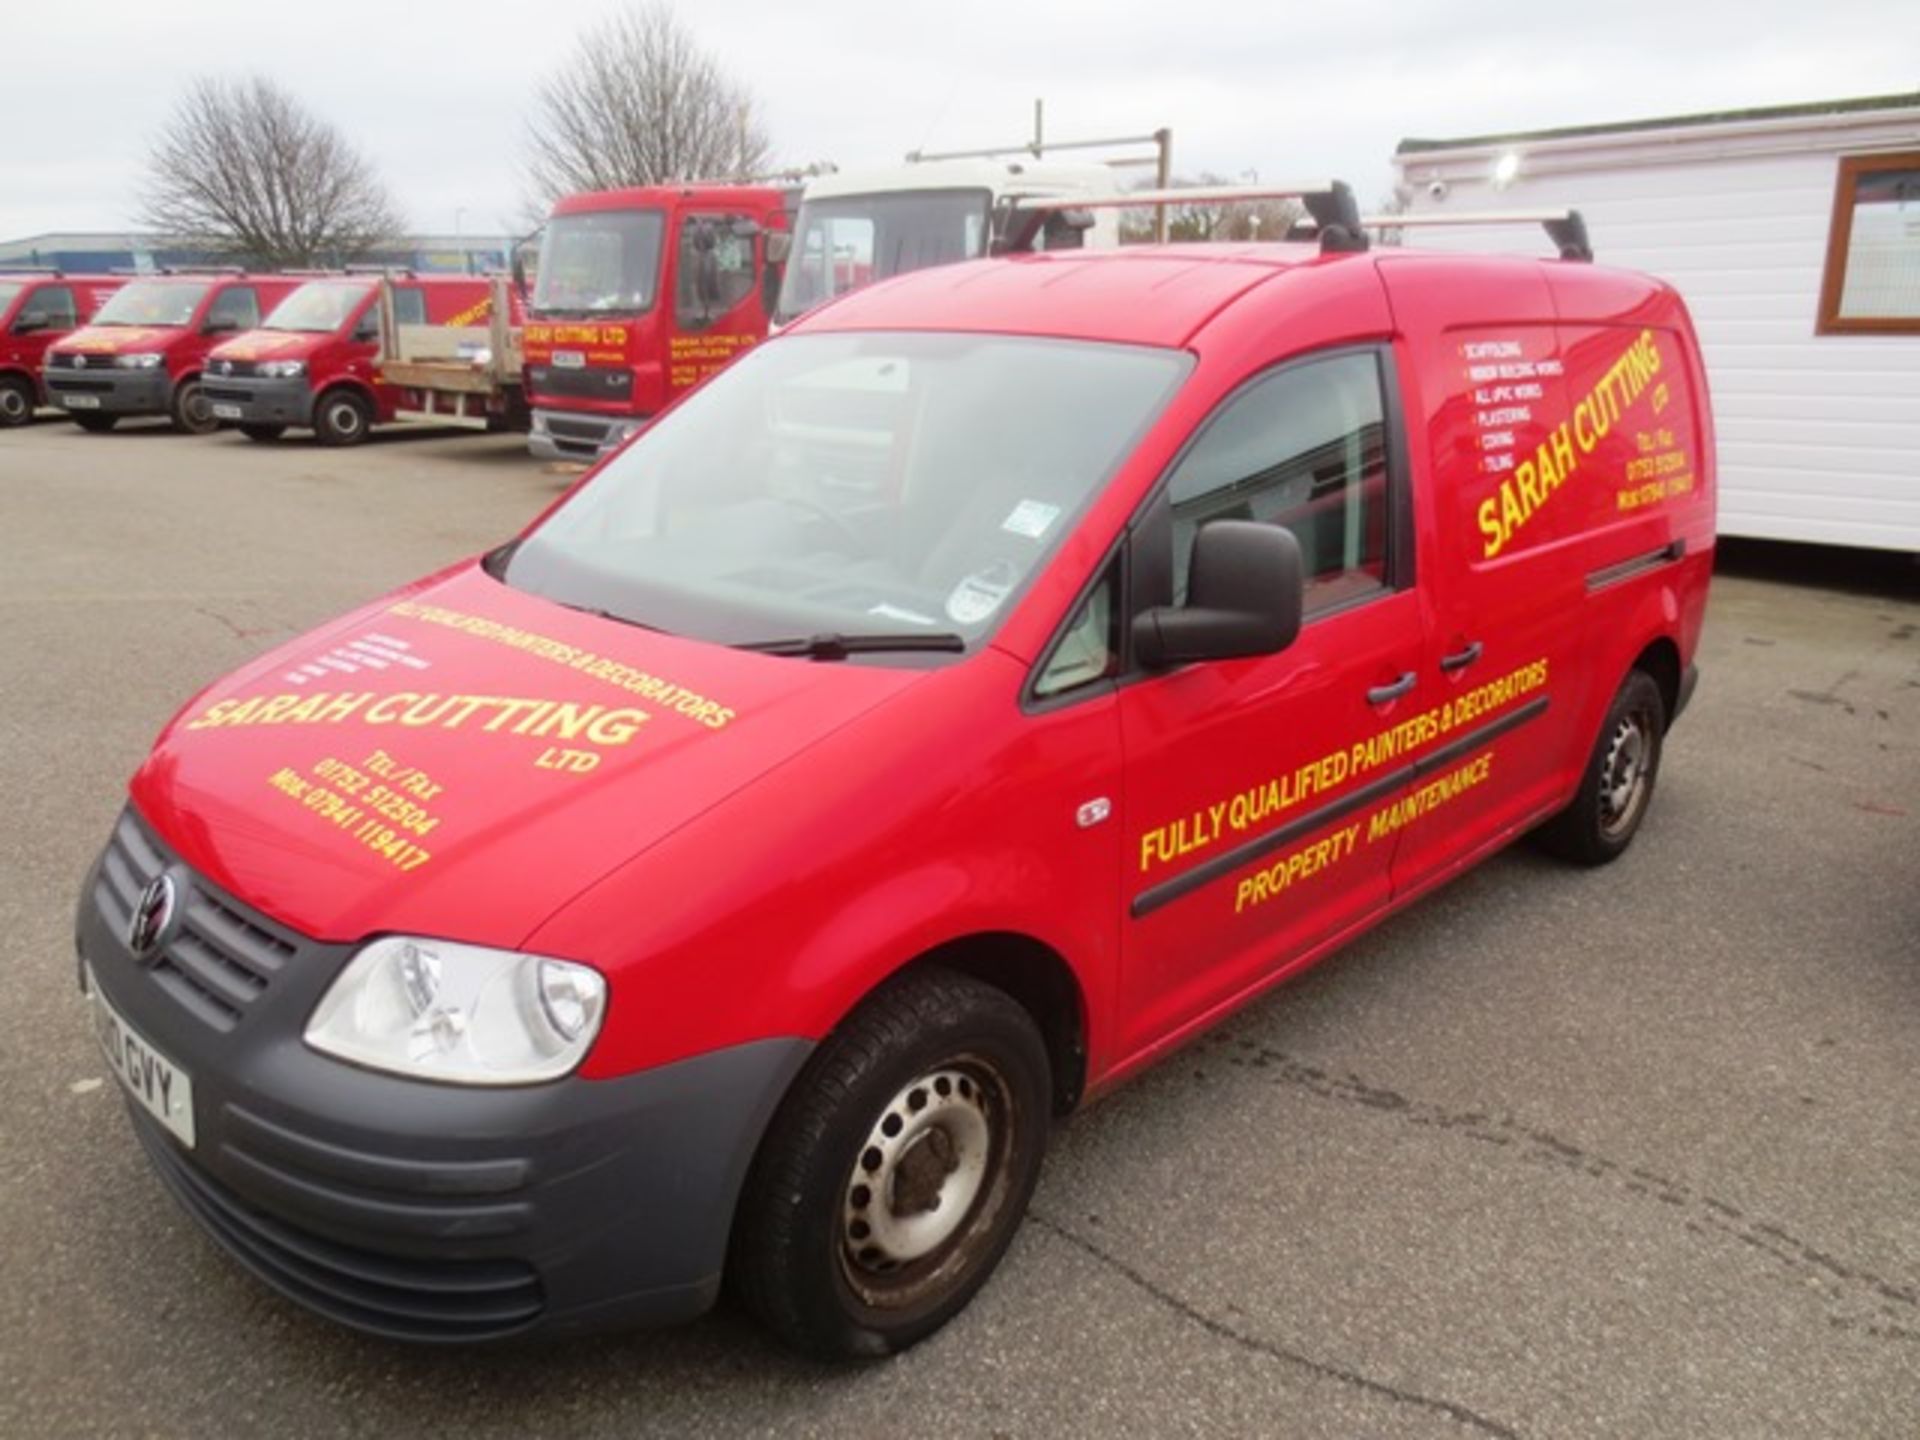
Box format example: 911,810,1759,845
779,489,871,554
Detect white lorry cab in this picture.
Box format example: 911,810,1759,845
771,158,1126,328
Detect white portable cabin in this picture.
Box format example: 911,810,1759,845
1393,93,1920,552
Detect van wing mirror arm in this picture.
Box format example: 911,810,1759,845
1544,210,1593,263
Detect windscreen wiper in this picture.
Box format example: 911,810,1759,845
735,631,967,660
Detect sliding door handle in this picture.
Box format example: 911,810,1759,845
1366,671,1417,705
1439,641,1484,673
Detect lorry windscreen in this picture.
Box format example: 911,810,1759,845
503,331,1190,652
265,281,372,333
775,189,992,325
93,282,209,328
532,209,666,318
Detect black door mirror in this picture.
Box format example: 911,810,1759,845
203,317,241,335
1133,520,1304,668
511,251,529,298
13,313,50,334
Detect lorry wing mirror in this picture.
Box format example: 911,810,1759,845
1132,520,1303,669
511,252,529,298
765,232,792,266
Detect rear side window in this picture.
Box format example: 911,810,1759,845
206,286,259,332
675,215,757,330
391,287,427,326
1167,351,1392,616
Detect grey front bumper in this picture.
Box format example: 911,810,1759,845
200,374,316,427
46,367,172,416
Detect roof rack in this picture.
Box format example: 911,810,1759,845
344,264,416,277
1004,181,1370,255
1360,208,1593,262
109,265,250,277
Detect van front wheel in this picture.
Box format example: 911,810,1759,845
1536,668,1666,865
314,389,373,446
730,967,1050,1359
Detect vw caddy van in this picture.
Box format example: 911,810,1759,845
77,194,1713,1357
44,272,299,434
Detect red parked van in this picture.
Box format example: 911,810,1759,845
77,191,1712,1357
202,275,513,446
44,272,300,433
0,271,123,426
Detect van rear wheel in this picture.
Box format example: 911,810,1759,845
730,966,1050,1359
1535,668,1666,865
0,376,33,426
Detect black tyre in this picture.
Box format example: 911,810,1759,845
170,377,217,434
0,375,33,427
72,413,118,433
1534,668,1667,865
239,423,286,442
314,388,373,446
730,966,1051,1359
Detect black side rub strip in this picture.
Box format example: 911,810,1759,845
1586,539,1684,594
1130,696,1550,919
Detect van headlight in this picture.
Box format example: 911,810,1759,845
114,353,164,369
304,936,607,1084
258,359,306,379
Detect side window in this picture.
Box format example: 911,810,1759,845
1167,351,1392,617
206,286,259,332
675,214,757,330
389,287,426,327
1034,564,1121,700
19,285,77,331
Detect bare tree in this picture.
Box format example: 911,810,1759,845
1119,173,1304,246
139,77,402,267
524,3,770,205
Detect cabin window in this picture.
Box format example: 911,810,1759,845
1817,151,1920,335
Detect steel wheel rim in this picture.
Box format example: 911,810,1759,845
840,1058,1008,1304
180,384,214,431
1599,705,1655,839
329,400,364,438
0,386,27,422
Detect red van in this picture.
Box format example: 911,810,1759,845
44,273,300,433
0,271,123,426
76,196,1712,1356
202,275,511,446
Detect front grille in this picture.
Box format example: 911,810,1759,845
94,809,296,1031
527,364,632,401
51,352,106,370
209,359,262,378
546,415,616,444
133,1114,546,1342
201,384,251,403
48,376,115,394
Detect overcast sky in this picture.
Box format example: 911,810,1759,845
2,0,1914,242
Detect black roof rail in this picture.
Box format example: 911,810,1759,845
1003,180,1371,256
1360,208,1594,262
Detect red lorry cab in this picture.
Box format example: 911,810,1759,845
524,183,790,462
78,208,1713,1358
0,272,124,426
202,275,515,446
44,273,301,434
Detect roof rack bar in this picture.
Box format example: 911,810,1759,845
908,129,1169,163
1360,208,1593,261
1007,180,1370,255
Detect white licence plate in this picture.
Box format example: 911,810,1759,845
553,350,585,369
87,967,195,1148
211,403,242,420
64,393,102,409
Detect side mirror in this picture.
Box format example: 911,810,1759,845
1133,520,1303,669
203,317,241,335
765,232,792,266
13,313,49,334
511,252,529,298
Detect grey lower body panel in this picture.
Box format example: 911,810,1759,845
527,407,645,463
200,375,315,427
47,369,172,416
76,812,813,1342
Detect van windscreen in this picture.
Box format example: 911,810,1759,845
265,282,373,333
93,282,210,328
